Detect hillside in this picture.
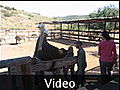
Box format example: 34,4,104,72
0,5,57,30
0,5,90,30
55,15,89,20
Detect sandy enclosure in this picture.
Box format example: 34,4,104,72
0,39,100,73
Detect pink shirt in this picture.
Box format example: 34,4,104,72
98,40,117,62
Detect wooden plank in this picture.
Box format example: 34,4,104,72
21,63,32,75
21,75,35,90
8,65,34,90
60,32,119,40
63,36,92,41
8,66,22,75
0,56,31,68
60,23,63,38
57,29,119,34
32,57,76,72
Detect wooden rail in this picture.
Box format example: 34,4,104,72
0,56,31,68
32,57,76,72
0,56,33,90
0,56,76,74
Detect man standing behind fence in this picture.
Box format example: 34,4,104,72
74,41,87,89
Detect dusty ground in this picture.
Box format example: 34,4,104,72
0,38,101,73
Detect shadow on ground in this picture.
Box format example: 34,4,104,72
8,43,19,45
85,65,119,90
87,51,99,58
85,77,119,90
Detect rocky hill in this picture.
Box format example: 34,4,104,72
0,5,57,30
0,5,90,30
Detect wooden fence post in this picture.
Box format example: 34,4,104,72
60,23,62,38
78,22,80,41
8,66,23,90
8,63,34,90
21,63,34,90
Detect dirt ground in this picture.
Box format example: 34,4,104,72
0,38,102,73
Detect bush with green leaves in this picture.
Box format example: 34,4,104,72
89,4,119,30
3,12,13,17
31,34,37,36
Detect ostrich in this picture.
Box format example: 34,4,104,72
15,35,25,44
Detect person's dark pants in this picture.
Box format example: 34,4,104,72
100,61,114,84
100,61,114,75
75,68,86,88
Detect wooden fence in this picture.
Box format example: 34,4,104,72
0,30,40,44
49,29,119,44
0,56,76,90
40,17,119,44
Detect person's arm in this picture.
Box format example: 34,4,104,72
78,52,82,61
77,50,87,69
77,51,84,64
98,43,101,56
112,41,117,63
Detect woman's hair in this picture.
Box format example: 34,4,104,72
102,31,111,41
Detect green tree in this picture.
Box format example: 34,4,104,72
89,4,119,30
89,13,97,18
89,4,119,18
4,6,12,10
0,5,4,7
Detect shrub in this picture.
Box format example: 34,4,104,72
31,34,37,36
3,11,13,17
4,6,12,10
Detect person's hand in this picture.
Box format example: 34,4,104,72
113,60,117,64
114,63,118,67
113,62,118,67
113,60,118,67
58,49,63,54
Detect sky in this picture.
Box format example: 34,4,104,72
0,1,119,18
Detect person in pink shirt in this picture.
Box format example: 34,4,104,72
98,31,117,76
